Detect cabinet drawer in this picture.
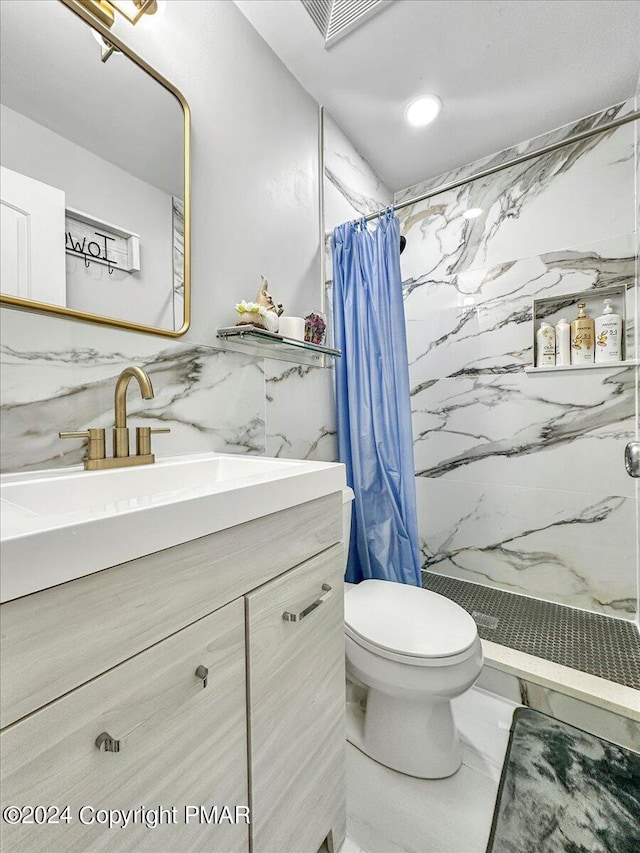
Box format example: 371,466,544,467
246,543,346,853
1,599,248,853
1,491,342,727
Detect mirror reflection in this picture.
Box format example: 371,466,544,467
0,0,189,334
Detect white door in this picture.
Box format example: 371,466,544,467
0,166,66,306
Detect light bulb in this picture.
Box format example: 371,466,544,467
405,95,441,128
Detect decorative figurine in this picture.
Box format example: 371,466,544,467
256,276,283,332
235,276,284,332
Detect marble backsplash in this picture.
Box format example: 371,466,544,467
0,308,337,473
397,102,638,619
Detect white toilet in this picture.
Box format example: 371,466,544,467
342,490,483,779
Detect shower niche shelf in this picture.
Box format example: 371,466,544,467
525,360,637,374
217,325,341,363
527,284,631,373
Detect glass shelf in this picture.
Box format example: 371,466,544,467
217,325,341,358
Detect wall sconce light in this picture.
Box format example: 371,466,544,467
78,0,159,29
79,0,162,62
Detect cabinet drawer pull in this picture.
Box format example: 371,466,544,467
95,732,120,753
282,583,332,623
195,665,209,688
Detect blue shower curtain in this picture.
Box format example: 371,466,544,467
333,210,421,586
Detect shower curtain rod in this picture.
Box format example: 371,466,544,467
362,108,640,223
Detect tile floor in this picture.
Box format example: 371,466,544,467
340,685,519,853
424,572,640,690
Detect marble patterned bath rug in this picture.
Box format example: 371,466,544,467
486,707,640,853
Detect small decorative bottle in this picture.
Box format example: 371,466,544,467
594,299,623,363
536,322,556,367
555,318,571,366
570,302,594,364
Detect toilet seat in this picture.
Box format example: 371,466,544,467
345,579,479,666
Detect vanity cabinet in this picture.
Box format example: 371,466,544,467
1,600,248,853
0,493,346,853
247,543,346,853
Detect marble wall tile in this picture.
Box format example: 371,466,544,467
400,104,638,620
395,100,635,206
265,359,337,462
405,238,636,495
323,111,393,230
415,477,636,618
1,305,343,474
398,122,634,279
403,234,634,324
411,367,636,497
523,682,640,753
475,667,640,752
0,314,265,472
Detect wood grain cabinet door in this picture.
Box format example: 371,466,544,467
246,543,346,853
0,600,249,853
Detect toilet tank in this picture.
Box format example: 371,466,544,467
342,487,355,563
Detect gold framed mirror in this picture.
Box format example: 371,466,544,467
0,0,190,336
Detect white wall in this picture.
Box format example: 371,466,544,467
136,0,322,328
0,0,334,473
1,104,175,329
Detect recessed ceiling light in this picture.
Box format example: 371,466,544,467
463,208,483,219
405,95,441,128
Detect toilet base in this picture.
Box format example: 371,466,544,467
347,685,463,779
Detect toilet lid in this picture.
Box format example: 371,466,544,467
344,579,478,659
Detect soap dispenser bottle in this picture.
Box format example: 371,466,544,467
570,302,594,364
594,298,623,363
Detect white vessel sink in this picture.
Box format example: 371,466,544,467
1,452,346,602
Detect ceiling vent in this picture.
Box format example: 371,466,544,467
301,0,392,48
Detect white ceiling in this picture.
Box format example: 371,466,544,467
235,0,640,192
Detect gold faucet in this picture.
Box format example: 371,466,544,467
113,365,154,458
59,366,170,470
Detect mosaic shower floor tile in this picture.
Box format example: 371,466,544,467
424,572,640,689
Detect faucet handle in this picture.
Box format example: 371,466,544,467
59,428,106,461
136,426,170,457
